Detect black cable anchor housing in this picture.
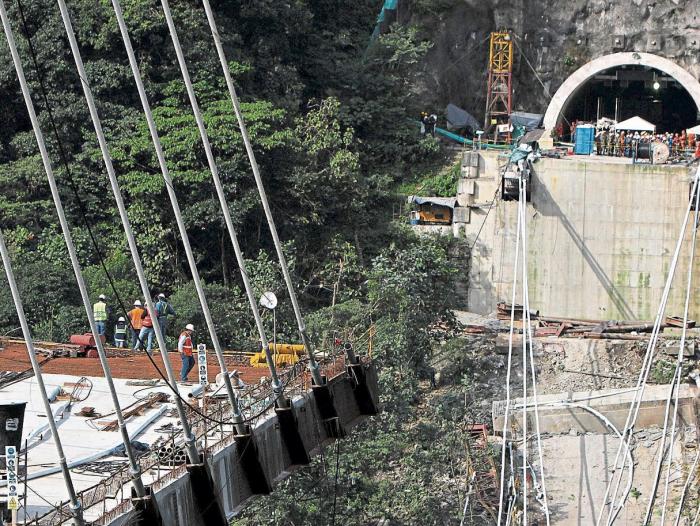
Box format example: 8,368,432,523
311,375,345,439
233,426,272,495
275,399,311,465
128,485,163,526
186,452,229,525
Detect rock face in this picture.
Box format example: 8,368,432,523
411,0,700,121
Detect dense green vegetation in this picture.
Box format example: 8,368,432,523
0,0,443,343
0,0,480,523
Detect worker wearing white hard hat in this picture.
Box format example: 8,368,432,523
93,295,109,336
128,300,145,349
114,316,127,348
179,324,196,382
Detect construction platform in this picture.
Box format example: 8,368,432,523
0,337,378,525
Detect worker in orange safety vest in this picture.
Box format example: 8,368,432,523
179,323,195,382
128,300,144,349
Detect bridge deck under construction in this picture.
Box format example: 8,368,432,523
0,338,270,385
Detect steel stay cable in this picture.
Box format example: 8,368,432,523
519,177,551,524
0,0,150,501
52,0,211,470
609,169,700,525
644,190,700,523
158,0,282,397
660,197,700,523
0,228,85,525
199,0,323,386
495,175,522,526
600,166,700,525
519,180,528,526
600,170,699,525
673,448,700,526
692,497,700,526
108,0,249,449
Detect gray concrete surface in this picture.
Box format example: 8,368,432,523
493,384,699,434
462,151,699,320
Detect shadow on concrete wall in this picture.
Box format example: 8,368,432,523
529,171,636,320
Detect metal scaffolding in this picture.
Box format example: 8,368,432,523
484,31,513,140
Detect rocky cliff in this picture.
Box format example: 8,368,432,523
406,0,700,121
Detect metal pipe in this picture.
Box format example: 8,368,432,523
0,228,85,525
159,0,282,399
108,0,247,437
200,0,323,386
0,0,148,498
57,0,200,463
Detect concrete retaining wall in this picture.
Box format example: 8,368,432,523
463,152,699,320
492,384,700,434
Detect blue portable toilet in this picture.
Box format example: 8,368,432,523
574,124,595,155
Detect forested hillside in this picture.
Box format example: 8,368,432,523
0,0,478,523
0,0,448,343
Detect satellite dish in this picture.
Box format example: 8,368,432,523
259,291,278,310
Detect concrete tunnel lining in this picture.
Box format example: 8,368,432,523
543,52,700,130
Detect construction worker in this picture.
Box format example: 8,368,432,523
179,323,195,382
420,111,428,134
128,300,144,348
428,114,437,137
136,305,158,354
93,294,108,336
114,317,127,348
155,293,176,338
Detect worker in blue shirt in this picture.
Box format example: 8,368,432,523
155,293,176,338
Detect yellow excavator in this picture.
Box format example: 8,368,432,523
249,343,305,368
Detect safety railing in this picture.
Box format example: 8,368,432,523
27,332,370,525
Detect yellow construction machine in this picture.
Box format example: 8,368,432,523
249,343,305,368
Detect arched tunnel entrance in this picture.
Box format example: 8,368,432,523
543,52,700,135
563,65,696,134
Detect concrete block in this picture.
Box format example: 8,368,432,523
660,340,696,357
453,207,471,223
493,384,699,435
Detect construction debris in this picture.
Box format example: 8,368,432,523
496,302,696,340
100,392,168,431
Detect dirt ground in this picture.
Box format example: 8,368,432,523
0,344,270,384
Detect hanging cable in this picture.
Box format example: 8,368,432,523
199,0,323,386
158,0,283,399
599,166,700,525
0,228,85,525
519,177,550,524
496,179,522,526
519,179,528,526
673,449,700,526
646,174,700,525
0,0,149,499
660,191,700,523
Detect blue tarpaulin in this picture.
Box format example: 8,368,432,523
370,0,399,40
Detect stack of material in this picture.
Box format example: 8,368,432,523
496,302,695,340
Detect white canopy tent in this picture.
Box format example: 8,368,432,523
614,116,656,132
686,124,700,134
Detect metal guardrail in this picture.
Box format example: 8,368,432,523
26,332,374,526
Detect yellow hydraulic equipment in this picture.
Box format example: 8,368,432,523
250,343,306,368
